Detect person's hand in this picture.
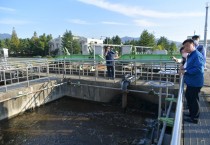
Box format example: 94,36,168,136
180,65,184,70
179,69,185,75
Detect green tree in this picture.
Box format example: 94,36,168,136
18,38,30,56
153,45,163,51
111,35,122,53
72,39,81,54
62,30,73,54
112,35,121,45
10,27,20,55
123,39,138,46
169,42,177,55
139,30,156,47
0,40,5,48
157,36,170,51
29,31,40,56
103,37,112,44
4,38,11,49
38,33,52,56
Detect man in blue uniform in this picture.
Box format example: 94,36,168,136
105,46,115,79
180,39,204,124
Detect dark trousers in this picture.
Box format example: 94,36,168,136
107,65,114,78
185,86,201,119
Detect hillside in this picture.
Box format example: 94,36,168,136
0,33,11,40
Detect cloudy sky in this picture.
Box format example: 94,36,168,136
0,0,209,42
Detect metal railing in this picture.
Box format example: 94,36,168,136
170,75,184,145
0,58,180,92
0,58,185,144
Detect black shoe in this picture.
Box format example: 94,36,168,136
184,113,191,117
184,118,198,124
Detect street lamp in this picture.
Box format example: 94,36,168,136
204,2,209,56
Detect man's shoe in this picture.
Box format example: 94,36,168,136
184,118,198,124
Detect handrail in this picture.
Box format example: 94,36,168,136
0,59,180,92
170,75,184,145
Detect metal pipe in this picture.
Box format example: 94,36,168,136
157,94,174,145
156,87,162,140
69,82,174,97
3,70,7,92
170,75,184,145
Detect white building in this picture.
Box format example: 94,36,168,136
49,35,62,52
0,48,8,62
80,37,103,55
49,36,104,55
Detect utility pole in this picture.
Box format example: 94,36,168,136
204,2,209,58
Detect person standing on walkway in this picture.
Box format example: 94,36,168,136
192,35,205,61
105,46,115,79
179,39,204,124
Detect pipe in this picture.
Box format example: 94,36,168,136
157,94,174,145
68,82,175,97
121,74,139,91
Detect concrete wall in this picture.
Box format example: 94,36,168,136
65,79,122,102
0,79,67,120
0,78,123,121
0,78,179,121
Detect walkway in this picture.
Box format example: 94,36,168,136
182,70,210,145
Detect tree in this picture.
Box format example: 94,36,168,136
153,45,163,51
123,39,138,46
139,30,156,47
39,33,52,56
18,38,30,56
112,35,121,45
0,40,5,48
169,42,177,55
10,27,20,55
4,38,11,49
72,39,81,54
157,36,170,51
62,30,73,54
111,35,122,53
29,31,40,56
103,37,112,44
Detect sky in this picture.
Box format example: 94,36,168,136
0,0,209,42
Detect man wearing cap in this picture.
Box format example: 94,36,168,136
179,39,204,124
192,35,205,61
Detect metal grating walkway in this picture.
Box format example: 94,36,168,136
183,87,210,145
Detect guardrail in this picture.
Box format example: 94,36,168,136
0,59,180,92
170,75,184,145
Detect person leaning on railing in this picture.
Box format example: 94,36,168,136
179,39,204,124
